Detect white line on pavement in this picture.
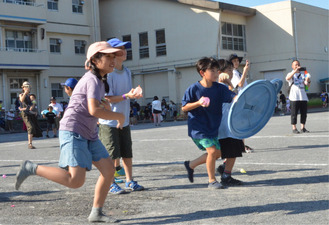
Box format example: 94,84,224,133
1,160,327,167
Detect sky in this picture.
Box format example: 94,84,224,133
212,0,329,10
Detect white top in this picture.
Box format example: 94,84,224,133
49,102,63,116
286,70,309,101
7,112,15,120
152,100,162,111
231,69,247,93
99,66,132,127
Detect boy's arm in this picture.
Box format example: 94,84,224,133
237,60,249,87
182,98,206,112
105,88,142,104
29,102,36,111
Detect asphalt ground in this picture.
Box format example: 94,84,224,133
0,111,328,225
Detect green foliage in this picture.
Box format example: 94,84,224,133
307,98,322,107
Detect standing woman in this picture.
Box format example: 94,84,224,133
19,82,43,149
152,96,162,126
286,60,310,133
15,42,125,223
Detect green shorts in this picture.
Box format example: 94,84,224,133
99,125,132,159
192,138,221,151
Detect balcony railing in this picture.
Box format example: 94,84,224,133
0,47,46,53
3,0,38,7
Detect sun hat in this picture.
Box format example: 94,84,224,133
107,38,131,49
21,81,31,88
61,78,78,89
227,53,243,63
85,41,123,69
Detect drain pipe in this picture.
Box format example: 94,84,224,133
1,71,5,109
36,74,40,114
293,7,299,59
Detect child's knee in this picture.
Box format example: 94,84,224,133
70,178,85,189
216,150,221,159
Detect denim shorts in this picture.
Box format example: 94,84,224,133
58,130,109,171
192,138,221,151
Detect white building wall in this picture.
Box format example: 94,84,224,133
292,1,329,94
99,0,220,106
247,1,328,95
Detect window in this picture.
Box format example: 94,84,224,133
122,35,132,60
74,40,86,54
51,83,63,98
155,29,166,57
72,0,83,14
10,78,28,89
221,22,246,51
139,32,149,59
5,30,32,52
50,38,61,53
47,0,58,11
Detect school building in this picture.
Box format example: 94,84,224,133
0,0,328,111
0,0,100,111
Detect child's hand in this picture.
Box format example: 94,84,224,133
127,87,143,99
243,60,250,73
132,85,143,99
100,98,112,111
199,96,210,107
116,113,125,129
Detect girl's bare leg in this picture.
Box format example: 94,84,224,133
92,157,115,208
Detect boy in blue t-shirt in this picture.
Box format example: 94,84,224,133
182,57,236,189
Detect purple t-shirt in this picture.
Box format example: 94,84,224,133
60,71,104,141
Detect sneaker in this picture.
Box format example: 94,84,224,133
125,180,144,191
302,128,310,133
221,176,243,186
292,129,300,134
114,177,124,183
15,160,38,190
184,161,194,183
53,135,57,138
208,180,224,189
217,164,225,176
114,168,125,177
244,145,254,153
88,210,118,223
109,182,125,195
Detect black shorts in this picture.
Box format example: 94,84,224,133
219,138,244,158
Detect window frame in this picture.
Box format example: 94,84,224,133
49,38,61,53
72,0,83,14
221,22,246,52
47,0,58,11
51,83,63,98
122,35,132,61
74,40,86,54
5,30,33,52
139,32,149,59
155,29,167,57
